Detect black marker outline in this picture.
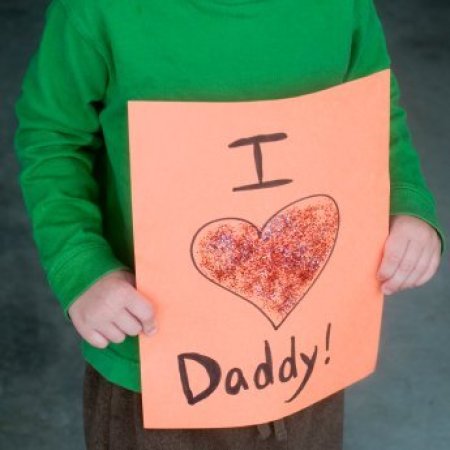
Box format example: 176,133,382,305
189,194,340,330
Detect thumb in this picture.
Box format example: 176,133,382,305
128,291,157,336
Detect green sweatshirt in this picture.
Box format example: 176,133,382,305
14,0,447,392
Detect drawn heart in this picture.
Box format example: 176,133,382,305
190,195,339,329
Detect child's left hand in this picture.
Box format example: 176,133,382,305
377,214,442,295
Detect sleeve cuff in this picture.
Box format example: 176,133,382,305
390,184,447,257
45,243,134,321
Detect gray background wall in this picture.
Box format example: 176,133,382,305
1,1,449,449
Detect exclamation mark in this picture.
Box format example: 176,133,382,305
325,323,332,365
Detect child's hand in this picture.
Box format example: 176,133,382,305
377,215,442,295
68,269,156,349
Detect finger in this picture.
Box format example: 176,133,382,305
113,310,143,336
377,237,410,282
415,249,441,286
127,297,156,334
398,237,438,290
98,323,127,344
381,240,422,294
396,242,429,290
83,329,109,349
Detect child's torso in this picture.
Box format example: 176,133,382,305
102,0,353,103
85,1,355,359
93,0,355,270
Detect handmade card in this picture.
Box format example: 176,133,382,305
128,68,391,428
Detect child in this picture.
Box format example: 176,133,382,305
14,0,446,448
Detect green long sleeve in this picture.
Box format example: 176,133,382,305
344,0,447,254
14,0,132,319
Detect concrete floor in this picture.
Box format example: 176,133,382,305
0,1,448,449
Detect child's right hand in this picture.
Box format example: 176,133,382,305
68,269,156,349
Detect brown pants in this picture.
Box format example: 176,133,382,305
83,363,345,450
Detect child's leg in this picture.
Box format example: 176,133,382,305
83,362,344,450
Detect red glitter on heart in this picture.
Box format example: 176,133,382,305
190,195,339,329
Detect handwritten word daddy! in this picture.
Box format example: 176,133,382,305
177,327,332,406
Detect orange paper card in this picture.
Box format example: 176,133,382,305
128,69,391,429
